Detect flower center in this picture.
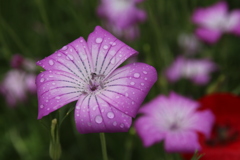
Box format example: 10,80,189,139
206,124,239,146
86,73,105,93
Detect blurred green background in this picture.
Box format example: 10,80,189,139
1,0,240,159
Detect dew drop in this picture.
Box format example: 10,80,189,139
103,45,109,49
40,78,45,82
40,104,44,108
141,83,144,86
48,60,54,66
67,54,74,60
49,75,54,77
113,121,117,126
120,123,124,128
55,96,61,99
133,73,140,78
96,37,103,43
132,101,135,105
62,46,68,50
107,112,114,119
109,50,116,55
112,42,116,46
52,82,55,85
143,71,147,74
130,82,135,85
81,54,87,60
95,115,103,124
144,78,148,80
58,53,61,56
111,57,116,64
125,93,128,97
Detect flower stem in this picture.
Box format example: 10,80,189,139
99,133,108,160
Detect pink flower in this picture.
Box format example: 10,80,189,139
11,54,37,71
192,1,240,43
97,0,146,40
134,92,214,152
0,70,36,107
165,56,217,85
178,33,201,55
36,26,157,134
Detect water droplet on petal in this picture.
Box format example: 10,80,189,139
49,75,54,77
62,46,68,50
109,50,116,55
130,82,135,85
40,105,44,108
144,78,148,80
112,42,116,46
120,123,124,128
58,53,61,56
96,38,103,43
143,71,147,74
133,73,140,78
55,96,61,99
67,54,74,60
103,45,108,49
107,112,114,119
95,115,103,124
81,54,87,60
141,83,144,86
111,57,116,64
40,78,45,82
125,93,128,97
113,121,117,126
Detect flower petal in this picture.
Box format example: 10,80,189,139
165,131,201,153
187,110,215,138
74,94,132,134
98,62,157,117
192,1,228,28
87,26,138,78
36,70,82,119
134,116,165,147
228,10,240,35
37,37,93,82
195,28,222,44
165,57,184,82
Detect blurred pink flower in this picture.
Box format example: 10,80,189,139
134,92,215,152
178,33,201,55
0,70,36,107
192,1,240,44
97,0,146,40
11,54,37,71
165,56,217,85
36,26,157,134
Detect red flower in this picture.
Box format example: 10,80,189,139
183,93,240,160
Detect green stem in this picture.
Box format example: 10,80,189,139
99,133,108,160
